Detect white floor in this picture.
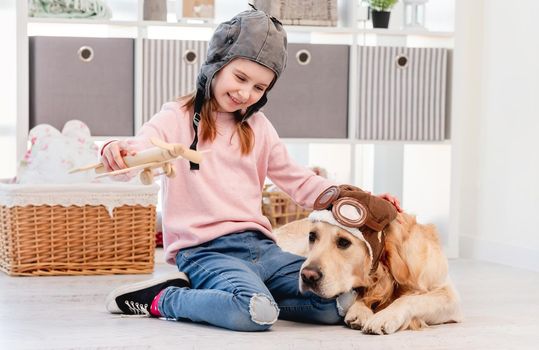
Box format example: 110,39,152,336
1,251,538,350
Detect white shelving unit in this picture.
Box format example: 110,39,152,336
6,0,456,256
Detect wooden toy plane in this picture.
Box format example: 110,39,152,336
69,137,205,185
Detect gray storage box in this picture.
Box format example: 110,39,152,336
29,36,134,136
356,46,449,141
262,43,349,138
142,39,208,122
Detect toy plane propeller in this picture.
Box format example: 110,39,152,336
69,137,207,185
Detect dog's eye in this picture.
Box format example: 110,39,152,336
308,231,317,243
337,237,351,249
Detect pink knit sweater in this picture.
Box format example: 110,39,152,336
131,102,335,264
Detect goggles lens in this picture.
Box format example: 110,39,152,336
331,198,367,228
313,186,340,210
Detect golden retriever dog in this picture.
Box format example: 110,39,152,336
275,213,462,334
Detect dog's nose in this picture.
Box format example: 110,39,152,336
301,266,323,286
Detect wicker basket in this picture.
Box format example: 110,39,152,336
254,0,338,26
0,182,158,276
261,185,310,228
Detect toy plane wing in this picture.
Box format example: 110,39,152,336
95,160,170,178
69,162,102,174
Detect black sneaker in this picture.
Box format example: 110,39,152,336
106,272,190,316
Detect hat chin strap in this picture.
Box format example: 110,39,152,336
189,88,205,170
240,93,268,123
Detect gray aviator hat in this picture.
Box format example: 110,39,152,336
188,6,288,170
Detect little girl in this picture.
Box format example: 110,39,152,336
104,8,401,331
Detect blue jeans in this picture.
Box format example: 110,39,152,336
158,231,343,331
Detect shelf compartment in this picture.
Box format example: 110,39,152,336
29,36,135,136
141,38,208,122
356,45,450,141
263,43,349,138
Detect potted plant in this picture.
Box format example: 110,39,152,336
366,0,398,28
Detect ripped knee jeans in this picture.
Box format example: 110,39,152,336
158,231,342,331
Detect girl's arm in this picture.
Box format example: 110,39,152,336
100,103,181,173
264,120,336,209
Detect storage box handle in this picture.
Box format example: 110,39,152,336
396,54,408,69
183,50,198,64
296,49,311,66
78,46,94,63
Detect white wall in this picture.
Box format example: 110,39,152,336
453,0,539,271
404,144,451,246
0,1,19,179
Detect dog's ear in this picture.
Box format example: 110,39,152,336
274,218,313,236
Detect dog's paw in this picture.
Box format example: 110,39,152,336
344,303,373,330
362,308,407,335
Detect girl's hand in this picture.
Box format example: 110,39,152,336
101,140,137,172
377,193,403,212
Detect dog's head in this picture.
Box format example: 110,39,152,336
299,221,373,299
298,185,397,299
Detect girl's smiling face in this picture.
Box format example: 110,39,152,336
211,58,275,113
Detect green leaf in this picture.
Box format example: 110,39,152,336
367,0,399,12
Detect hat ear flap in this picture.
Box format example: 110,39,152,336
241,93,268,122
